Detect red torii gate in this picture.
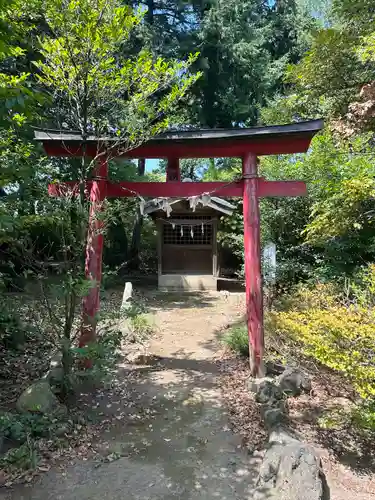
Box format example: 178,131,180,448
35,119,323,377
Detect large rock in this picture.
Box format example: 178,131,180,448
254,380,284,404
253,439,328,500
262,406,288,430
247,376,273,394
277,367,312,397
269,426,300,445
16,380,67,416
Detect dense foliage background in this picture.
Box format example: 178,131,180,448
2,0,374,286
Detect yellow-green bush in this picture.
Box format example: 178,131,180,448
224,276,375,402
269,283,375,399
275,282,339,311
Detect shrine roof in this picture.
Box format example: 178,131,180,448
34,119,323,158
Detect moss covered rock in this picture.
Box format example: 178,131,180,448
16,380,67,416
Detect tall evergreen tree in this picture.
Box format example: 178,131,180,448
131,0,318,127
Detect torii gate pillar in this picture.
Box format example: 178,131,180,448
242,153,264,377
80,157,108,347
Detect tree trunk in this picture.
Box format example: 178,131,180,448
129,158,146,269
147,0,154,24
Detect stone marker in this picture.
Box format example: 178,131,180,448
263,241,276,285
121,282,133,310
44,352,64,388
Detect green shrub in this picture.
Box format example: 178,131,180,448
224,281,375,432
270,305,375,399
223,325,249,356
351,402,375,432
70,328,123,389
0,301,25,349
0,441,38,470
347,263,375,307
226,282,375,400
0,412,66,442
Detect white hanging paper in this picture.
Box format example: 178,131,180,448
139,198,145,216
161,198,172,217
180,226,183,237
190,226,194,238
189,196,199,212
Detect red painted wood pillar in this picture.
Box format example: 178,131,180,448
242,152,265,377
166,157,180,182
80,156,108,347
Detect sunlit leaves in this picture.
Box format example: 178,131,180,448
357,32,375,63
269,282,375,399
278,0,375,130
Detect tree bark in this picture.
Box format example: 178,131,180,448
147,0,154,24
129,158,146,269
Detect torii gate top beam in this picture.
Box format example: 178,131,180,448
34,119,323,159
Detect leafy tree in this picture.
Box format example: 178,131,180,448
0,0,203,381
32,0,201,269
296,0,331,23
258,0,375,290
189,0,313,127
260,132,375,282
35,0,200,165
0,0,46,128
271,0,375,134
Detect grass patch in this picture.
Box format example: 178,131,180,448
130,313,154,338
222,325,249,357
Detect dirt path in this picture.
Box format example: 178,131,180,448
2,291,262,500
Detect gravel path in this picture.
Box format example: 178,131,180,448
1,291,261,500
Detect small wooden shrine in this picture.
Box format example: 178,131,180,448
144,196,235,290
